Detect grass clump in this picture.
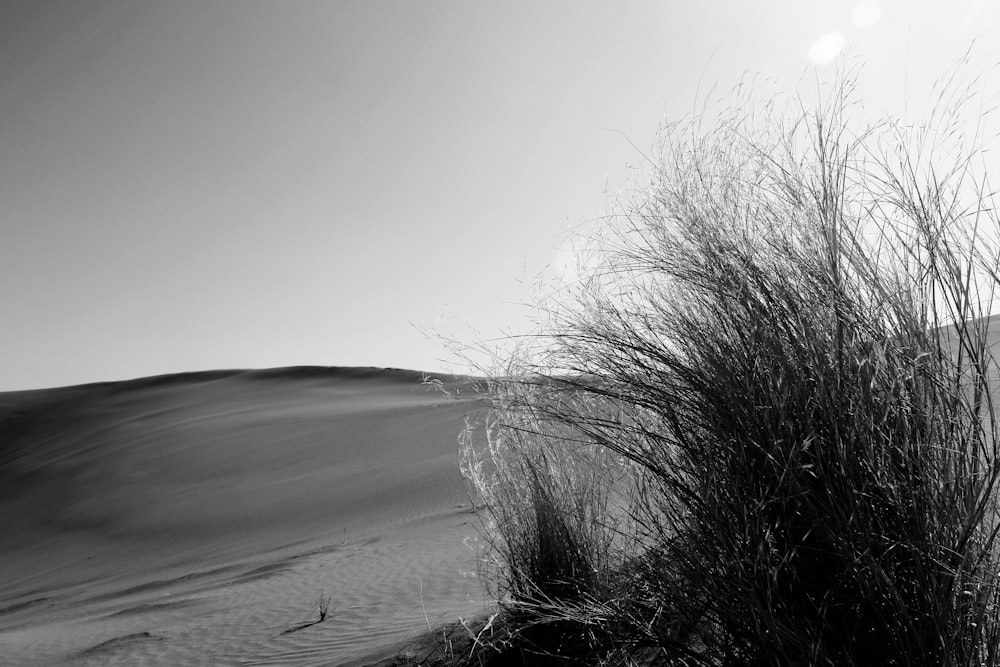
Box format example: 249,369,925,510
460,378,636,664
460,71,1000,666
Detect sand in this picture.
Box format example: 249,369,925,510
0,367,493,666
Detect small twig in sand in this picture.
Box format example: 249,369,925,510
417,575,432,632
280,589,333,635
316,589,331,622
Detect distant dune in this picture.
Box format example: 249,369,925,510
0,367,490,666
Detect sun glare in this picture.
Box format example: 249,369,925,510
851,1,883,28
551,235,589,285
550,232,605,288
809,32,845,65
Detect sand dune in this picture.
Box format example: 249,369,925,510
0,367,492,666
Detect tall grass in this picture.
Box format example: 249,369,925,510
461,72,1000,666
461,388,624,606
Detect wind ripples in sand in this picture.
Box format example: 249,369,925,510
0,368,491,666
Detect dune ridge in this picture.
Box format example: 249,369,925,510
0,367,490,666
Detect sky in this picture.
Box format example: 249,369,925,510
2,1,999,391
